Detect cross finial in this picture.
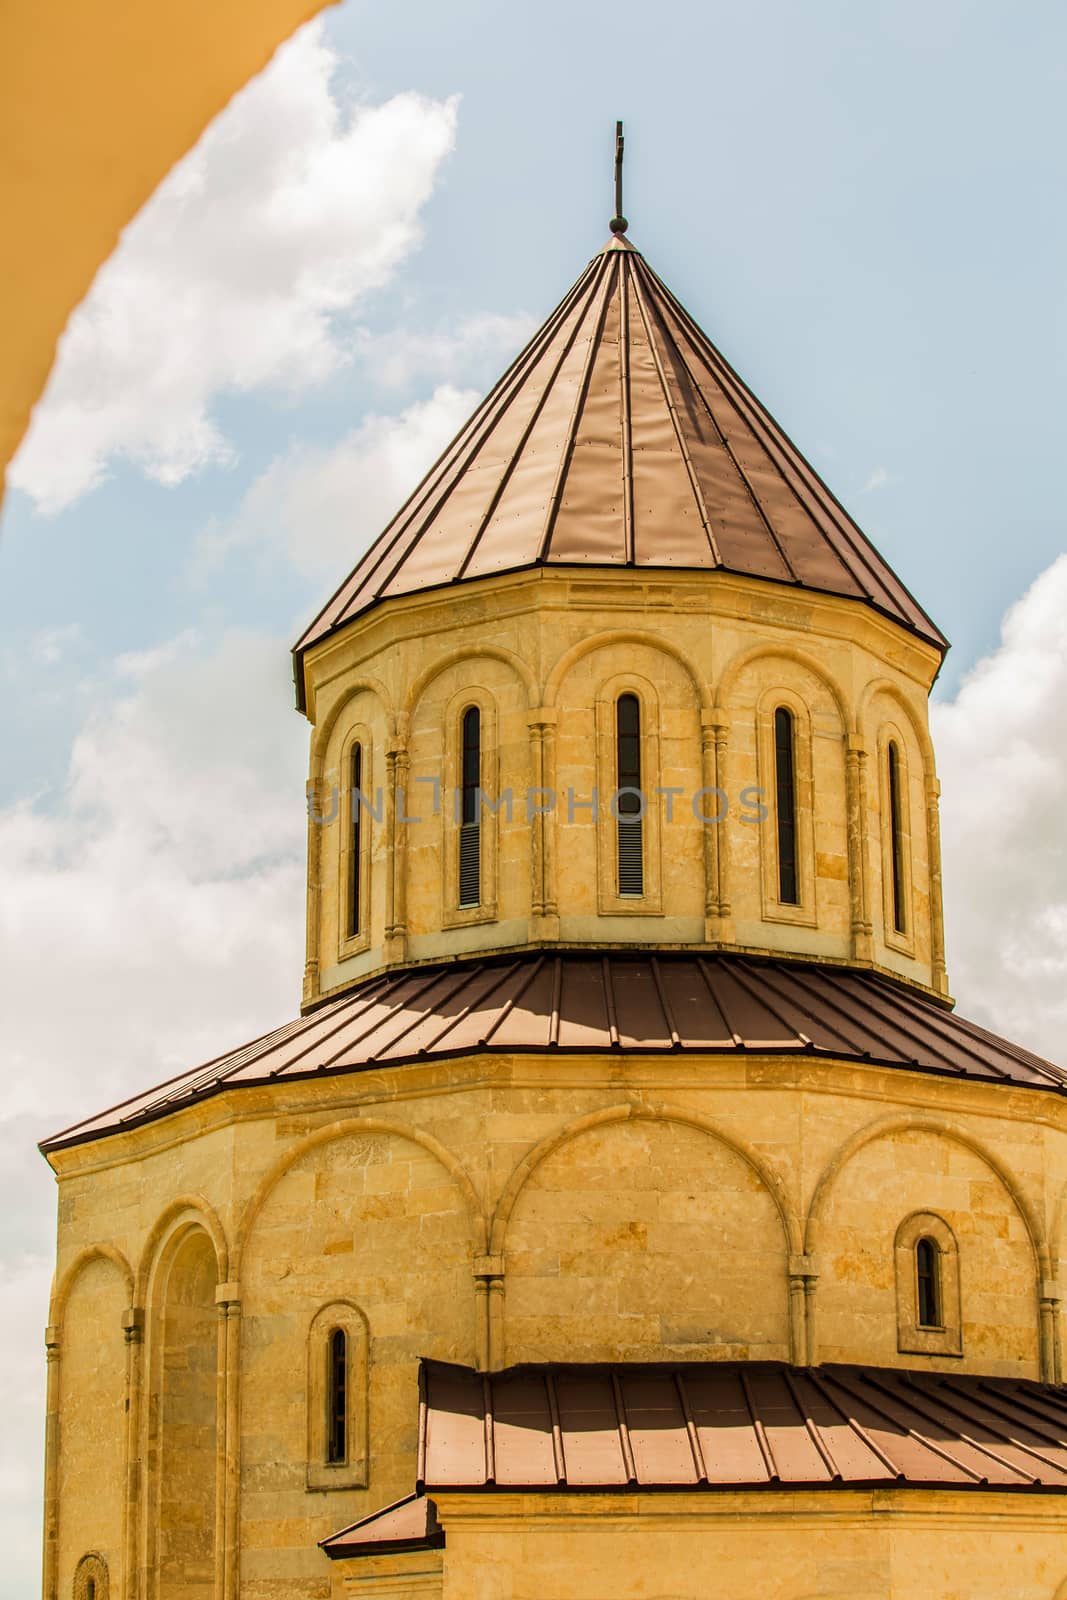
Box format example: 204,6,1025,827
610,120,628,235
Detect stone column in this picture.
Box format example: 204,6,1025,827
1039,1279,1061,1383
845,734,873,962
302,759,325,1006
526,709,559,936
787,1254,819,1366
42,1323,60,1600
215,1283,242,1600
384,724,409,963
702,708,731,941
122,1307,145,1600
925,774,949,995
473,1255,505,1370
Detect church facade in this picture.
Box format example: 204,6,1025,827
41,223,1067,1600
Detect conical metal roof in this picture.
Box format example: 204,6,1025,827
295,234,945,683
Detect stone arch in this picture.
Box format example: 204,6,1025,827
72,1551,110,1600
804,1113,1047,1272
404,644,537,719
51,1243,133,1330
135,1194,229,1306
544,629,709,710
489,1102,801,1258
308,675,393,766
148,1224,220,1600
233,1116,487,1278
714,642,850,730
857,675,937,779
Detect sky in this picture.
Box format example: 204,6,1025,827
2,0,1066,1586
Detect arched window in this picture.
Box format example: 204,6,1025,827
327,1327,347,1463
459,706,481,907
895,1212,960,1355
774,706,798,905
616,694,643,897
915,1237,941,1328
73,1551,109,1599
887,739,907,933
347,742,363,939
307,1302,369,1489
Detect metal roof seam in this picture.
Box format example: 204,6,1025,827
630,263,721,564
803,1369,903,1480
738,1368,778,1483
651,286,802,585
536,257,618,563
648,955,682,1047
478,953,547,1045
618,258,636,566
673,1370,709,1483
611,1370,639,1484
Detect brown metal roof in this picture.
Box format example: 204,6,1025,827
294,233,945,693
418,1359,1067,1493
40,953,1067,1153
320,1493,445,1559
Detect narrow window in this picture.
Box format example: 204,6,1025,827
616,694,643,897
326,1328,347,1463
774,707,798,905
916,1237,941,1328
87,1584,96,1600
887,740,906,933
347,742,363,938
459,706,481,907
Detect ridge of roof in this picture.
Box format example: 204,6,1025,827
293,233,946,703
40,952,1066,1155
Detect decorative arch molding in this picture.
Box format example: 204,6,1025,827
50,1243,134,1331
488,1102,802,1258
233,1116,487,1278
72,1551,110,1600
134,1194,229,1307
404,643,538,720
856,675,937,779
308,675,393,768
543,629,710,711
804,1113,1048,1271
714,642,850,730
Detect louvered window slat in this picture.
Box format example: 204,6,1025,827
617,816,643,897
459,821,481,907
616,694,643,898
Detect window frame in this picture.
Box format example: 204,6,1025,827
878,725,916,956
306,1301,369,1491
73,1554,109,1600
756,689,817,927
442,689,499,929
593,677,663,917
338,725,373,961
895,1211,962,1356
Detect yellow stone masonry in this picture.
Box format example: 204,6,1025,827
300,569,947,1008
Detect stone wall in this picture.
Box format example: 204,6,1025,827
43,1051,1067,1597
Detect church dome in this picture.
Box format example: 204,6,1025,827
293,231,945,708
39,167,1067,1600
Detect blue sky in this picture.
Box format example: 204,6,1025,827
2,0,1066,1586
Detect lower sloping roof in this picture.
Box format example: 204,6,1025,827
320,1493,445,1559
41,953,1067,1152
417,1359,1067,1493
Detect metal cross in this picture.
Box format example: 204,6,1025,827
610,120,628,235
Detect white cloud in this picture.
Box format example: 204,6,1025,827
861,465,891,492
934,552,1067,1062
353,311,535,390
196,382,479,581
9,22,458,513
0,624,311,1591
